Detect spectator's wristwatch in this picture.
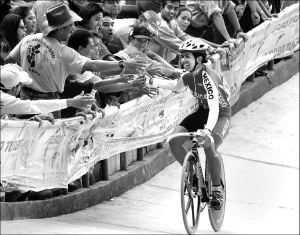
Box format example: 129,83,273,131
119,60,125,69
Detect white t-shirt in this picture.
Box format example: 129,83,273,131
0,90,67,116
9,33,89,93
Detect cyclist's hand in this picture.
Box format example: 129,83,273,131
197,128,211,136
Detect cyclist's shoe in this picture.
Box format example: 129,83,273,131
210,187,224,210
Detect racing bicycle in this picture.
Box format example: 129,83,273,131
166,131,226,234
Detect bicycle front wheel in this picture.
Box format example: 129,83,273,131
181,151,201,234
207,153,226,232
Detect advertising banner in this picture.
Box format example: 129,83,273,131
1,4,299,192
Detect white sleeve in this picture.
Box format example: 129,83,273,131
152,77,184,91
202,71,219,131
0,91,68,115
62,45,89,75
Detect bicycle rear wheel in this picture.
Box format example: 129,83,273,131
207,154,226,232
181,151,201,234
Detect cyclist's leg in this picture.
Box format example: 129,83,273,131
169,125,189,165
204,114,231,187
169,108,208,165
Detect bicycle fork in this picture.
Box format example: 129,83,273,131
191,146,209,203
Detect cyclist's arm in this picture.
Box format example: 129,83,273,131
151,77,185,91
203,71,219,131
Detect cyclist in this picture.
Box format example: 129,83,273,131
150,38,231,210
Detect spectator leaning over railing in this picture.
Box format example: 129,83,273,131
62,28,147,118
10,4,37,35
0,14,27,51
232,0,246,20
114,26,181,79
101,0,128,58
98,12,121,55
172,6,193,66
77,2,116,61
32,0,68,33
185,0,247,45
114,9,221,70
239,0,277,33
102,0,122,20
155,0,190,63
0,63,94,201
0,63,94,120
5,3,149,118
176,6,192,32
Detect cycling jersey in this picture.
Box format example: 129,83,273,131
182,65,231,131
181,65,231,148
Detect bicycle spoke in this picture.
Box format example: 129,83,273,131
185,197,192,214
191,197,195,226
181,152,202,234
184,176,192,197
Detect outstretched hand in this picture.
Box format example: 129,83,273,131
29,113,55,127
126,74,147,87
69,92,94,109
236,31,248,42
76,109,97,120
140,86,159,98
124,58,152,73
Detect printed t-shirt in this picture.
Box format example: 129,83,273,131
9,33,89,93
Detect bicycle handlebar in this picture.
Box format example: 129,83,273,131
165,131,207,145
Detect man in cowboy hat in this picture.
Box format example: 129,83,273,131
5,3,148,118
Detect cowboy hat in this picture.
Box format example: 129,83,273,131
41,3,82,36
0,64,32,89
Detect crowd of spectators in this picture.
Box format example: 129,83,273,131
0,0,294,202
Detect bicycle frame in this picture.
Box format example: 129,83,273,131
167,131,226,233
166,132,210,203
190,137,210,205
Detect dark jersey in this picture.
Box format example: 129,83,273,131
182,65,231,131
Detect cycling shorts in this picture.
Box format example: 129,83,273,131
180,106,231,149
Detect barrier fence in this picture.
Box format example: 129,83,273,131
1,3,299,194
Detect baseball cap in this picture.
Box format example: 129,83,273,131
141,10,162,35
129,26,152,40
0,64,32,89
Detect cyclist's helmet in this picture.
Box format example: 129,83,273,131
179,38,210,63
